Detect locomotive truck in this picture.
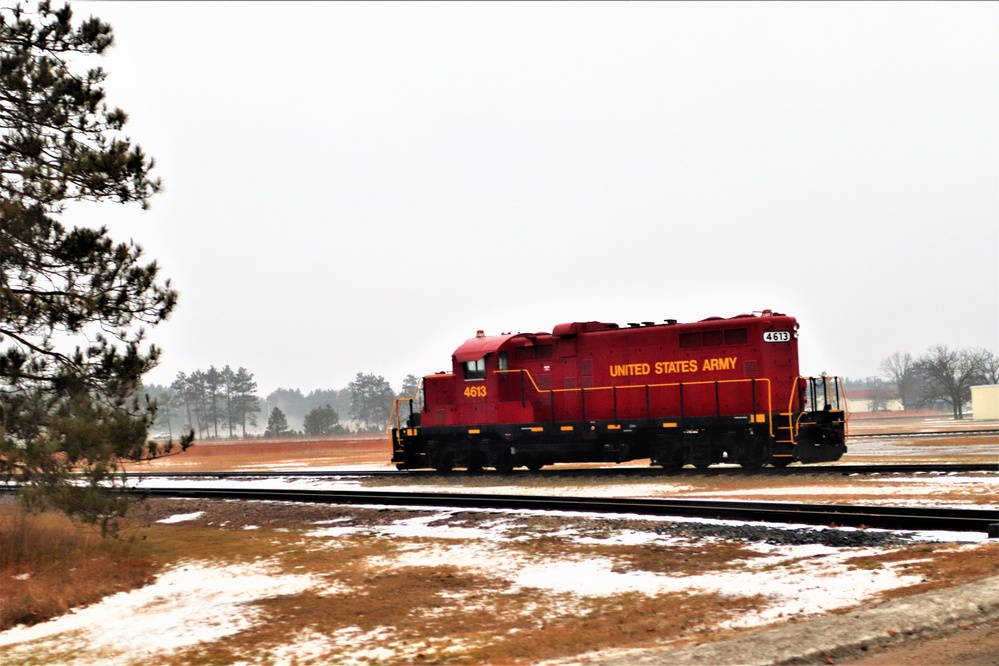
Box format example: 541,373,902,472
390,310,847,471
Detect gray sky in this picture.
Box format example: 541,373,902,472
73,1,997,396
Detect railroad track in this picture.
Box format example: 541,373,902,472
847,428,999,439
132,486,999,534
123,462,998,480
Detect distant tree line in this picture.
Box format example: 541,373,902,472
846,345,998,419
145,371,423,439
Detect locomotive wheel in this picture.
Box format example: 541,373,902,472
526,461,544,472
739,460,765,469
770,458,792,468
693,463,711,470
652,440,684,470
494,463,514,474
433,451,454,473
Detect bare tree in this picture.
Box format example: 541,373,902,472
868,378,893,412
976,348,999,385
917,345,984,419
879,352,923,410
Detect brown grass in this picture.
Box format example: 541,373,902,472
132,502,770,665
135,435,392,472
841,542,999,602
0,500,159,631
4,496,998,665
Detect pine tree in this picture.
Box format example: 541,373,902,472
264,407,291,438
303,404,339,437
348,372,395,430
0,2,191,535
230,367,260,438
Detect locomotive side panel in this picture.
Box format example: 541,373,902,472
392,311,846,471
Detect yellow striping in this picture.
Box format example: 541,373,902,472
468,429,480,435
662,422,678,428
492,367,777,438
607,424,621,430
560,426,574,431
529,427,544,432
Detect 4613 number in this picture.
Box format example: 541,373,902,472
763,331,791,343
464,385,487,398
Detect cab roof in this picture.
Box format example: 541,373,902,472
452,333,520,362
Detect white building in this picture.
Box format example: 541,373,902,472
971,385,999,421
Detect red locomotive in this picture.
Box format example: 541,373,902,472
390,310,847,471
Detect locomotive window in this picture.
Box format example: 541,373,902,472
464,358,485,380
725,328,748,345
534,345,554,359
679,332,701,348
498,352,508,370
703,330,724,347
514,346,534,361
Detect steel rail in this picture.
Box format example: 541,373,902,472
847,429,999,439
132,487,998,533
121,463,998,480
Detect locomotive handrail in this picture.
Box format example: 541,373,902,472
387,379,424,432
494,369,775,438
388,397,411,433
784,376,850,444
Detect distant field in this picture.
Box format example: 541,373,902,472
136,435,392,473
133,414,998,474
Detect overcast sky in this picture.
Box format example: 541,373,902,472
71,1,997,396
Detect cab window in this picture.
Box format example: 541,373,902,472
464,358,485,380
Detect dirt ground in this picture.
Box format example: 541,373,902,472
839,616,999,666
4,415,995,664
5,495,994,665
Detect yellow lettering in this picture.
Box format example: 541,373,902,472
653,359,701,374
610,363,652,377
697,357,739,373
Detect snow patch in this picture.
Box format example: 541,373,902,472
0,560,321,661
156,511,205,524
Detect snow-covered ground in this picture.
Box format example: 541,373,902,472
1,473,994,665
0,506,940,665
